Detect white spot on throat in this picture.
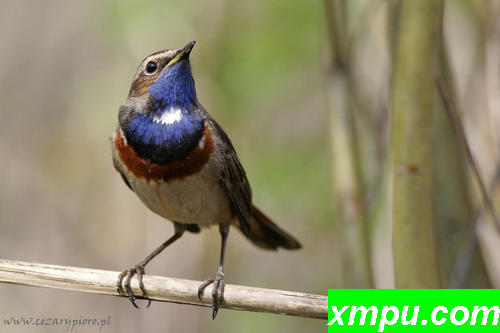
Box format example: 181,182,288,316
198,134,206,149
152,107,183,125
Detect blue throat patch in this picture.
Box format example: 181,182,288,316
149,60,197,108
124,59,204,164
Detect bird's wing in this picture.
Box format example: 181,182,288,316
208,118,253,233
111,125,133,191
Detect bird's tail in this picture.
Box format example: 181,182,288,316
238,205,302,250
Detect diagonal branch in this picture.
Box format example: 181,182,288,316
450,164,500,288
436,77,500,233
0,259,327,320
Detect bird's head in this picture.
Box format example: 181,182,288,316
128,41,197,110
121,41,204,164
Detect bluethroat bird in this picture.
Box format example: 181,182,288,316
111,41,301,318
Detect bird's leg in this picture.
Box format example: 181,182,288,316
198,222,229,319
117,223,186,308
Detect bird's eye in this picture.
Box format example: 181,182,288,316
145,61,157,74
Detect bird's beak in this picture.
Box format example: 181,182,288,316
181,40,196,57
166,41,196,67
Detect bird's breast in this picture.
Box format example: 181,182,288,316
114,122,215,183
112,124,233,224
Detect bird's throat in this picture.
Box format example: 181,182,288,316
149,60,196,110
123,59,202,165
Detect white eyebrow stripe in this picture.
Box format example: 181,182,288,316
144,50,177,65
152,107,183,125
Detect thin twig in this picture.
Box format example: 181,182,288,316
450,164,500,288
0,259,327,320
436,77,500,233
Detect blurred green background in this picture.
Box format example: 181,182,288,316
0,0,333,332
1,0,500,332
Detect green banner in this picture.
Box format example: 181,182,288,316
328,289,499,332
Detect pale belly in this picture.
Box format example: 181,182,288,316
123,157,233,225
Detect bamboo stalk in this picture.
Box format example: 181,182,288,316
0,259,327,320
433,82,492,287
436,77,500,233
324,0,374,289
391,0,443,288
433,32,492,287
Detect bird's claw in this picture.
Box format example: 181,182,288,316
198,270,225,319
116,264,151,308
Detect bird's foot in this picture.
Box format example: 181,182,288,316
197,269,225,319
116,263,151,308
